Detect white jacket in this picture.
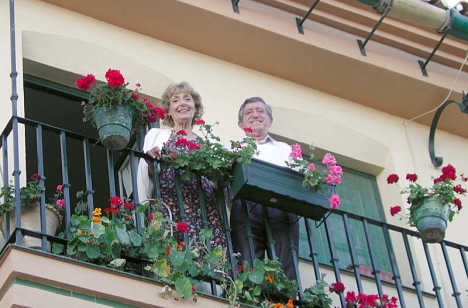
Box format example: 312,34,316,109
136,128,172,202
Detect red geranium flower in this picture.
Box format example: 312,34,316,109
387,174,399,184
175,138,189,147
176,222,188,233
406,173,417,182
188,142,201,150
329,281,345,294
76,74,96,91
390,206,401,216
243,127,253,133
105,68,125,88
195,119,205,125
31,173,41,181
453,184,466,194
109,196,123,208
123,202,135,211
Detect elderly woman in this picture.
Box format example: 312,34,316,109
137,82,226,249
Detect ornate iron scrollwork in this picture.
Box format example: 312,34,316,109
429,92,468,166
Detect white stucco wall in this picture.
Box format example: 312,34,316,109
1,0,467,306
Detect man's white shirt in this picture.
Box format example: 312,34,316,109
250,135,291,167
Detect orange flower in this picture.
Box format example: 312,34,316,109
92,216,102,223
267,273,274,283
273,303,283,308
77,230,82,236
92,208,102,216
286,299,294,308
165,246,171,256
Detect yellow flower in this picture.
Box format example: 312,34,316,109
92,216,102,223
267,273,275,284
92,208,102,216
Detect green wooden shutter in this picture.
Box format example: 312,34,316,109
299,168,391,272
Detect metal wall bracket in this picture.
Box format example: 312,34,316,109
232,0,240,13
418,30,450,77
296,0,321,34
418,9,454,77
357,0,393,56
429,93,468,167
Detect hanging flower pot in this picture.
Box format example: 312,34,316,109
93,104,134,151
387,164,466,244
0,203,61,251
411,197,450,243
76,69,165,151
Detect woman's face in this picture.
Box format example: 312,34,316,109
168,91,196,126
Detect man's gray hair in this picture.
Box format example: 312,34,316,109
237,97,273,121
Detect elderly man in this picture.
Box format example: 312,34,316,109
230,97,299,281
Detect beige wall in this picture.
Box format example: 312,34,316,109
1,0,467,306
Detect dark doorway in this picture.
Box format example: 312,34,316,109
23,75,119,221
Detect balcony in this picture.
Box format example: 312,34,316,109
0,116,467,308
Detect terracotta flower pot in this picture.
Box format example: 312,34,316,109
0,203,61,250
412,197,450,243
92,104,135,151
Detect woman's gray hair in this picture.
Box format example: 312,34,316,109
161,81,204,127
237,97,273,121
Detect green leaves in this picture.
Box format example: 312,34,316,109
56,196,231,302
160,121,257,185
248,268,265,284
174,276,193,299
229,258,299,307
91,221,106,238
152,259,171,278
128,230,142,246
115,226,130,244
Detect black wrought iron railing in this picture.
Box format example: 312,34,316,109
0,116,467,308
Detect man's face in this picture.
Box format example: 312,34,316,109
238,101,272,140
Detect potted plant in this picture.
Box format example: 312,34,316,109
225,257,299,308
344,290,399,308
301,274,398,308
54,194,228,301
387,164,467,243
76,69,165,151
160,120,257,186
224,264,399,308
58,191,121,264
0,174,64,249
231,143,342,221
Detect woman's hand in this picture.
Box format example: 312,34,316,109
146,146,161,160
145,146,161,175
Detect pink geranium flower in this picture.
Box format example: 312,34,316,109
287,144,342,209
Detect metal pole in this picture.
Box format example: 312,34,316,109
9,0,23,245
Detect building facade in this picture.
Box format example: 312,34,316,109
0,0,467,307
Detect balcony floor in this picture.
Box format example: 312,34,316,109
0,246,228,308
